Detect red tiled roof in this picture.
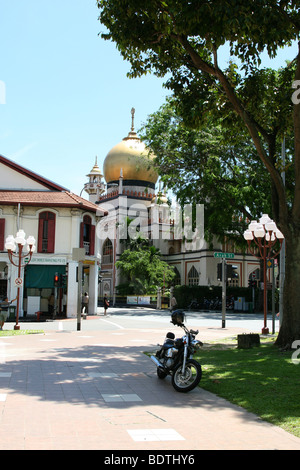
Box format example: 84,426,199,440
0,190,107,214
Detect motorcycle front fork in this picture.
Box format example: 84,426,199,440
182,345,188,374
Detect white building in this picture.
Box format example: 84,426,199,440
0,154,106,318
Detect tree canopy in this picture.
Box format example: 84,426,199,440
116,235,175,294
140,97,274,247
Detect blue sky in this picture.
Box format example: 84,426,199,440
0,1,298,196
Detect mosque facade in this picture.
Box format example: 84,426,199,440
83,109,262,307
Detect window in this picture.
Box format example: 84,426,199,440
188,266,199,286
227,274,239,287
38,211,56,253
173,267,181,286
102,238,113,264
0,219,5,251
80,215,95,255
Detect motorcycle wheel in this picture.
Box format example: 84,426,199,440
171,359,202,392
157,367,167,379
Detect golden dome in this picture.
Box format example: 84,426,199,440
103,109,158,184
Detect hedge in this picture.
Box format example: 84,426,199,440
173,285,262,310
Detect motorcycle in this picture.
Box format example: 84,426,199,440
150,310,203,392
188,299,201,310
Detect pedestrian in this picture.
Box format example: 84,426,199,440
82,292,89,314
103,294,109,316
48,293,54,315
170,295,177,311
0,296,17,330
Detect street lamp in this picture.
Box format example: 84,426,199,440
243,214,284,334
5,230,36,330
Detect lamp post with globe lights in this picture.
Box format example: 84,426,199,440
243,215,284,334
5,230,36,330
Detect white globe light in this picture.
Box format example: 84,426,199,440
265,220,277,232
275,230,284,240
5,239,16,251
254,224,265,238
259,214,271,225
15,230,26,245
248,220,258,232
26,236,36,246
243,230,254,240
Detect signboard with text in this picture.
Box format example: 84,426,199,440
214,252,235,259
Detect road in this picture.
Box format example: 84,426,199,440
8,307,280,335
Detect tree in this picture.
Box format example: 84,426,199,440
116,234,175,294
139,96,275,248
97,0,300,347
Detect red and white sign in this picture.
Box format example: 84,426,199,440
14,277,23,287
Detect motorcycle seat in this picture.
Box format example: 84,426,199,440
162,339,175,349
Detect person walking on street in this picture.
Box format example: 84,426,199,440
170,295,177,311
0,296,17,330
48,293,54,315
104,294,109,316
82,292,89,314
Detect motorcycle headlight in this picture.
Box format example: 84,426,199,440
191,340,202,350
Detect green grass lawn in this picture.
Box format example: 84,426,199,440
0,330,44,337
195,338,300,438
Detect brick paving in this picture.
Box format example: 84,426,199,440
0,319,299,450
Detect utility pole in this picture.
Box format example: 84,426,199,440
222,258,226,328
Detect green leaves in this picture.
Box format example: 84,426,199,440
116,234,175,294
140,97,272,243
97,0,299,79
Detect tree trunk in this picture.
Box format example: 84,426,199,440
276,43,300,348
276,229,300,348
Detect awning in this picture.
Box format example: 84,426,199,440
25,265,66,289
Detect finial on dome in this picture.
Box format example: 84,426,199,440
131,107,135,132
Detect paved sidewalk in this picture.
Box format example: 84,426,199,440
0,320,299,450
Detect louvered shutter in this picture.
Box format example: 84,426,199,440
0,219,5,251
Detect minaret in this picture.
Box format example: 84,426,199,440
119,168,123,195
83,156,105,203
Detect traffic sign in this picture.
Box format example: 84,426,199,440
214,252,235,259
14,277,23,287
266,259,274,269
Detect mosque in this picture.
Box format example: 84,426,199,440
82,109,259,305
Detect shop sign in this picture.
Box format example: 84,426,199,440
26,257,66,265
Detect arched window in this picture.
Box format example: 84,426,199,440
188,266,199,286
173,267,181,286
38,211,56,253
228,273,240,288
102,238,113,264
80,215,95,255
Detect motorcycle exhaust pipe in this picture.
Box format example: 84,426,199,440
150,355,163,368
